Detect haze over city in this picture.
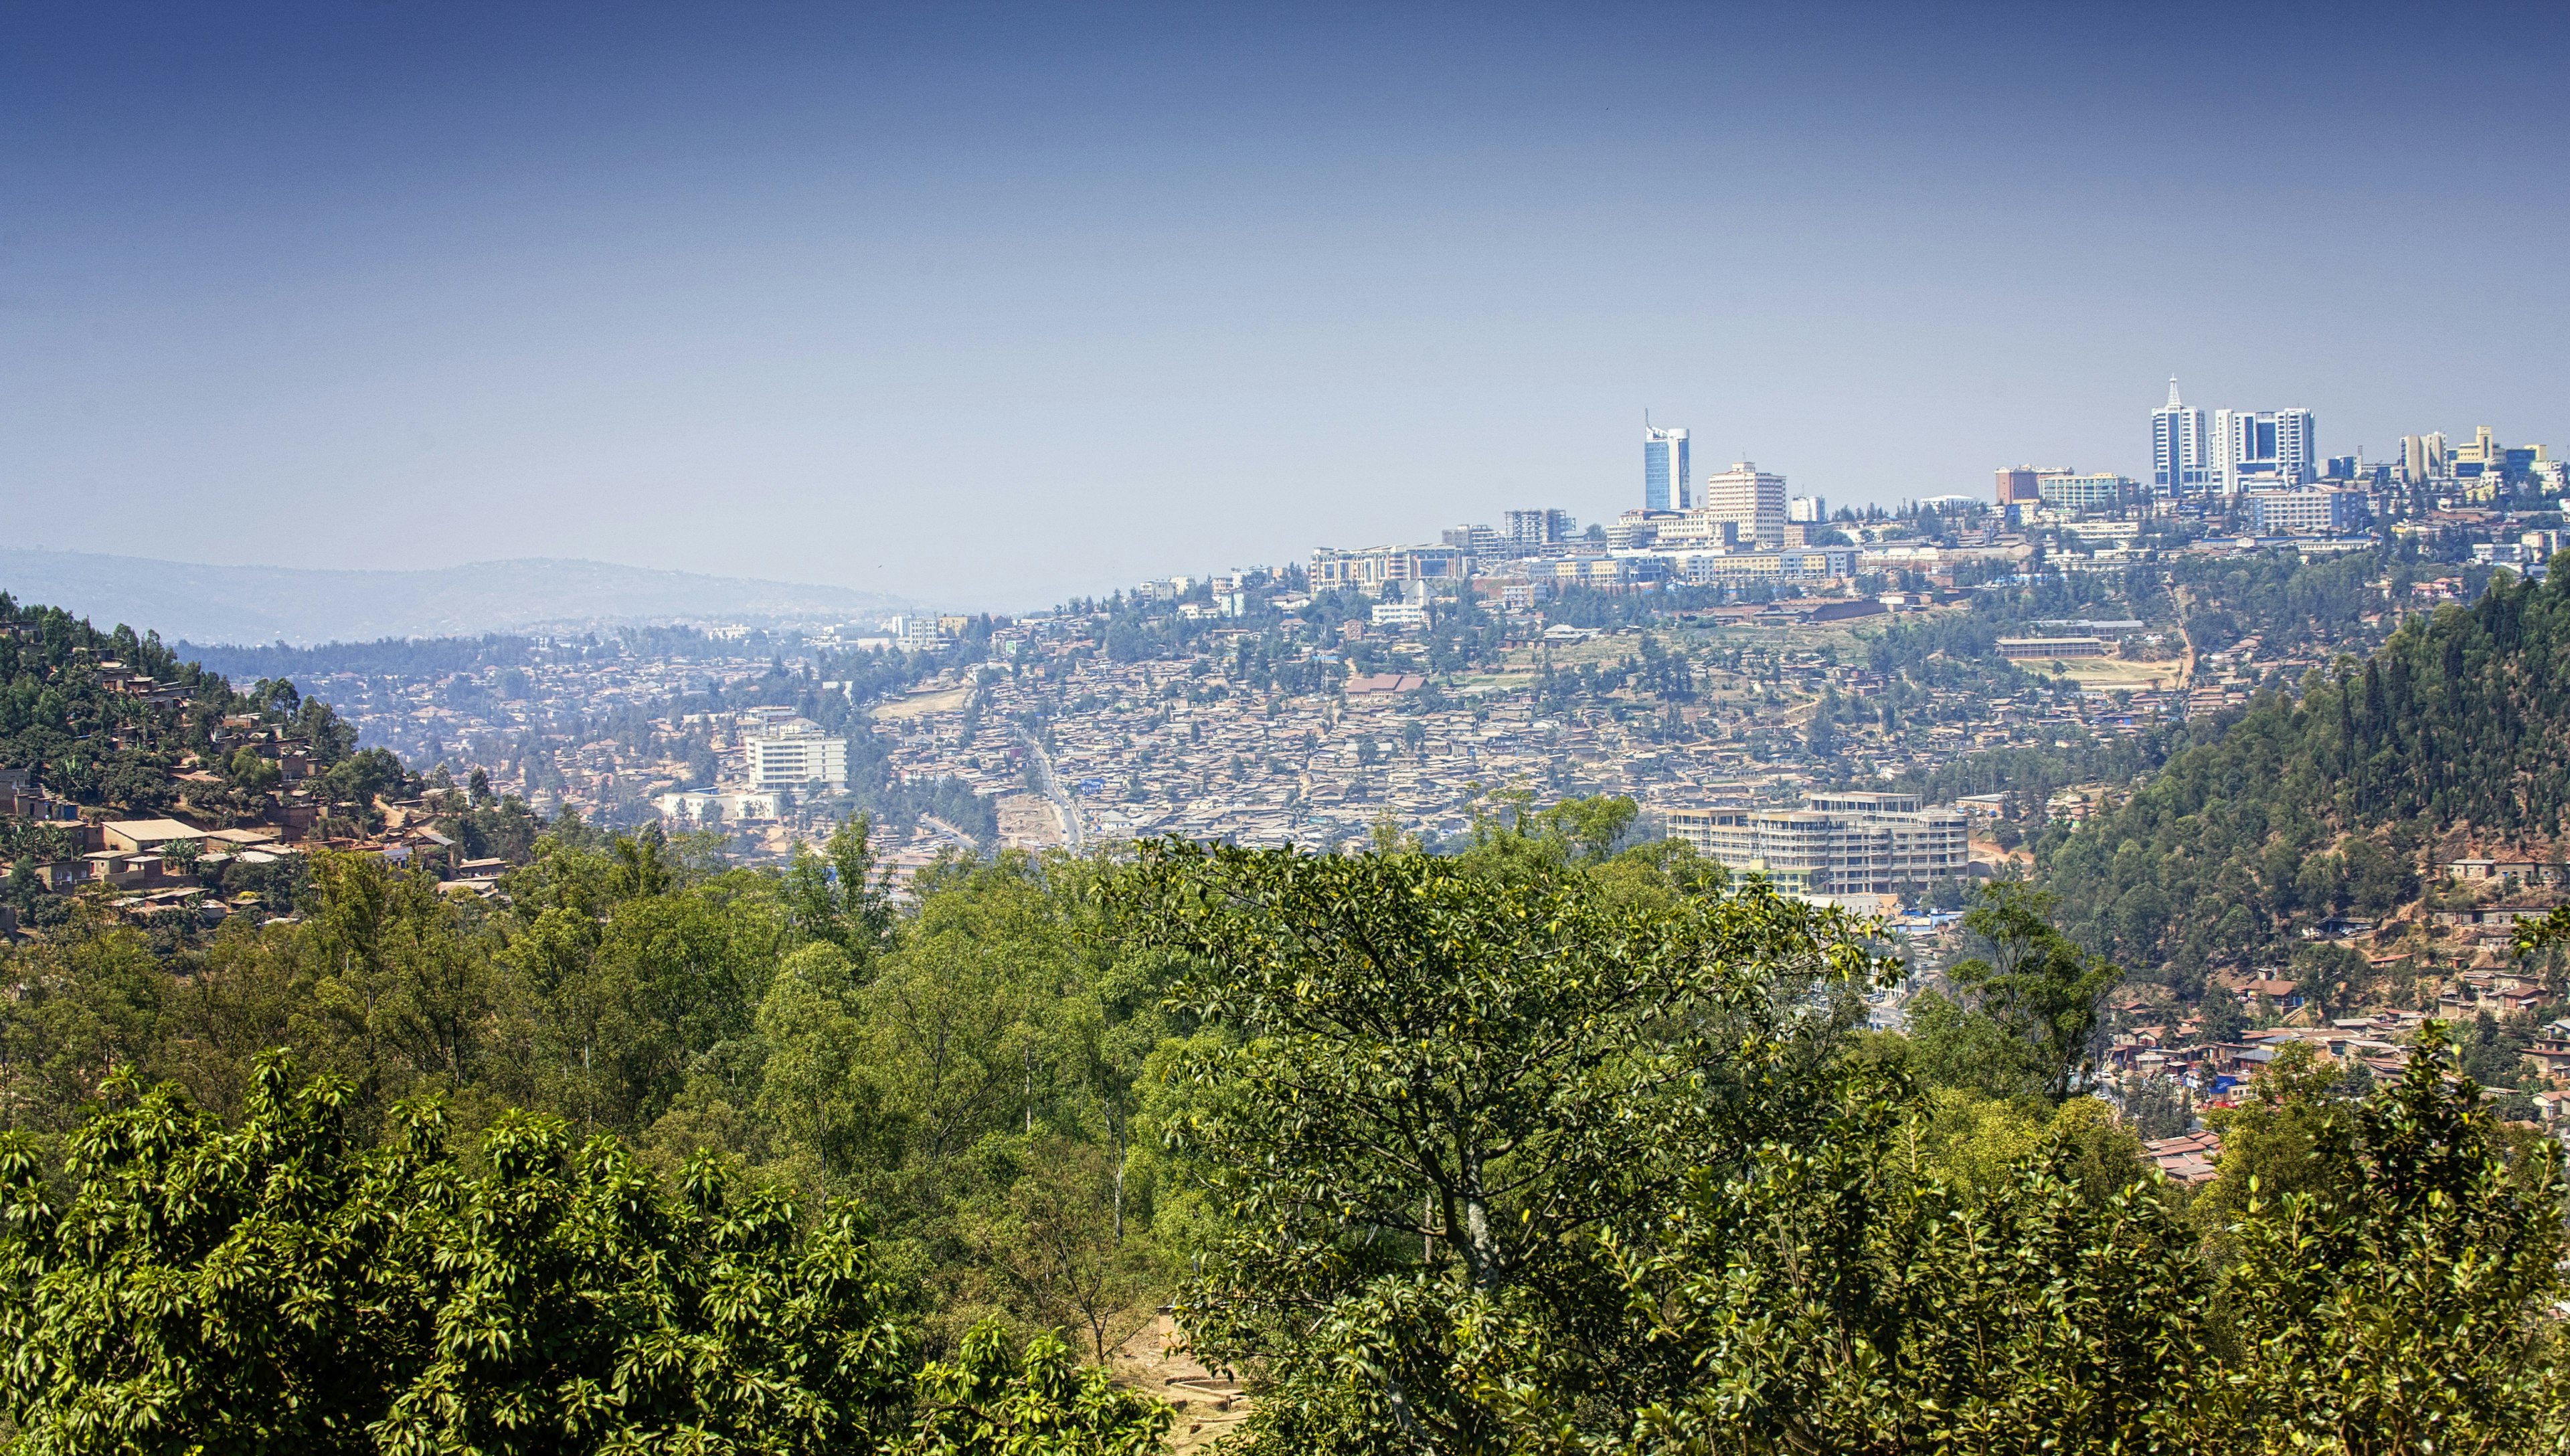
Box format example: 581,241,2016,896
8,1,2567,610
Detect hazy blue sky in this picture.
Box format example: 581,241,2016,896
7,2,2567,611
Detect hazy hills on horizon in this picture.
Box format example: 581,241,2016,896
0,549,920,646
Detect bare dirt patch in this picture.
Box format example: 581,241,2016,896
997,792,1066,850
2056,656,2187,692
1111,1315,1249,1452
873,686,971,721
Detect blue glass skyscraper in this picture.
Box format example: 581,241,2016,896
1644,420,1690,511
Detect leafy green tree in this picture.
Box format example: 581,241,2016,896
158,834,203,878
1596,1077,2213,1455
1122,837,1885,1453
2197,982,2247,1043
910,1321,1169,1456
782,816,897,966
1534,792,1640,861
856,859,1053,1171
0,1054,1173,1455
0,919,169,1133
294,850,498,1111
2121,1073,2193,1140
0,1055,918,1454
226,745,282,793
321,746,408,815
2214,1022,2568,1453
487,840,788,1133
754,941,892,1183
964,1134,1165,1365
1907,883,2120,1103
2195,1040,2357,1223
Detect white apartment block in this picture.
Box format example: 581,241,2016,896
1309,544,1471,596
742,717,850,790
885,616,946,652
2246,488,2367,536
1664,791,1968,895
1654,513,1741,551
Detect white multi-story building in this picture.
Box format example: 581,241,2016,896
2211,406,2318,491
1654,512,1740,551
1664,791,1968,895
1698,461,1788,547
1503,509,1577,554
1788,494,1828,524
1606,510,1679,549
885,615,946,653
1440,523,1507,567
2246,488,2368,536
2035,471,2134,515
2274,408,2316,486
742,717,849,790
1309,544,1472,596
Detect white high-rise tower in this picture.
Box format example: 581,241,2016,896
2151,379,2209,494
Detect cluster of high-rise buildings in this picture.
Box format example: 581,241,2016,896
1314,381,2562,623
1982,381,2563,549
1313,424,1862,613
1634,420,1803,543
2147,379,2559,499
2393,426,2563,494
2150,381,2320,494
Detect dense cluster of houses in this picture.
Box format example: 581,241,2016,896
2,804,505,937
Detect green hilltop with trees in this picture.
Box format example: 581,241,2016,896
2038,566,2570,1000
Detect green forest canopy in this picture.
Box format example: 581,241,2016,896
3,812,2565,1451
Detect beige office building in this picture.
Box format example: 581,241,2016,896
1697,461,1789,547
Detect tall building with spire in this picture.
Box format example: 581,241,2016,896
1644,418,1691,511
2151,378,2209,494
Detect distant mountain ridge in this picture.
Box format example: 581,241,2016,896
0,549,916,646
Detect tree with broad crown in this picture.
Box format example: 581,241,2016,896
1905,882,2120,1104
1583,1071,2217,1455
1116,836,1890,1453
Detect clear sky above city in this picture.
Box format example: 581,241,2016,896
7,1,2567,612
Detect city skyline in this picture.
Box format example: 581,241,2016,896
7,3,2568,612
